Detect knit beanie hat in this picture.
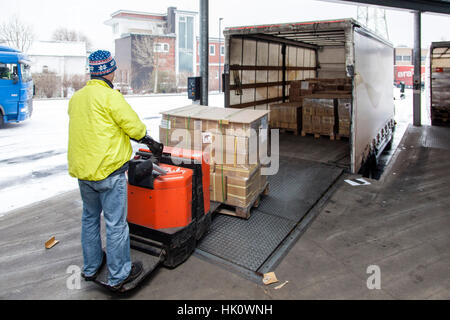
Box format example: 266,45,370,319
89,50,117,76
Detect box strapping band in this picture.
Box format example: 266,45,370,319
166,114,170,146
234,136,237,166
219,120,225,202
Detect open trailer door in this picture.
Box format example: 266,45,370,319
352,27,395,173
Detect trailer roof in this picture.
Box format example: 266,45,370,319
224,18,391,48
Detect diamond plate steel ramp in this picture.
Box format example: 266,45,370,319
197,156,342,272
257,157,343,222
94,248,162,293
197,211,296,271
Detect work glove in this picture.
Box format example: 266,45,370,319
138,134,164,158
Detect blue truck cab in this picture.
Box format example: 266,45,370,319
0,45,33,127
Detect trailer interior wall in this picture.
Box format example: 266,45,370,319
318,46,347,78
228,38,317,110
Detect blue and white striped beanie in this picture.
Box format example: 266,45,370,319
89,50,117,76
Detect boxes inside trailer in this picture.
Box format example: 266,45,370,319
269,102,303,135
284,78,352,139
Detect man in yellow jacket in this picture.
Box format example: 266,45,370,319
68,50,161,291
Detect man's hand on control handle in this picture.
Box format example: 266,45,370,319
139,135,164,158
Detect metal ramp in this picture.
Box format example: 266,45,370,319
196,156,343,276
94,248,162,293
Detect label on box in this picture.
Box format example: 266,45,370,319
194,120,202,131
161,119,171,129
202,132,212,144
301,81,309,90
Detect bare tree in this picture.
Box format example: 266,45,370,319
71,74,88,92
33,71,61,98
0,15,35,52
133,35,159,93
52,27,92,50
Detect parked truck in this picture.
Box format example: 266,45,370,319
222,18,395,175
428,41,450,127
0,45,33,128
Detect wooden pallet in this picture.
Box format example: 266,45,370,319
217,182,270,220
279,128,299,135
301,131,335,141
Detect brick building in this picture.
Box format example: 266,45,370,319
196,37,225,92
105,8,224,93
394,46,428,87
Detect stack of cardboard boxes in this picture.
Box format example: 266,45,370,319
268,102,302,135
302,98,335,139
286,78,352,139
337,98,351,138
159,105,269,211
289,80,315,102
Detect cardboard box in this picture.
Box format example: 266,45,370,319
338,98,351,119
302,114,313,133
321,116,335,135
210,164,261,207
312,116,322,133
269,102,302,131
161,105,269,138
303,98,334,117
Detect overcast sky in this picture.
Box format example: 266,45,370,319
2,0,449,52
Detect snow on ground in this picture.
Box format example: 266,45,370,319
0,93,224,215
0,89,428,216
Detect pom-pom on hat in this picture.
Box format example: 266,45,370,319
89,50,117,76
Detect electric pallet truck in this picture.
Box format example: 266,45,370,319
94,140,212,293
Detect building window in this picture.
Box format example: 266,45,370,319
210,44,215,56
220,45,225,56
113,23,119,34
395,55,402,62
154,43,169,53
178,15,194,73
402,55,411,62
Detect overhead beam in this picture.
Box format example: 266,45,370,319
233,33,319,50
322,0,450,14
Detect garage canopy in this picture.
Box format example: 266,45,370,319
326,0,450,15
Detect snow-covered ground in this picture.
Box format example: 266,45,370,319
0,89,429,216
0,93,224,216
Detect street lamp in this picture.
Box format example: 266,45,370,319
219,17,224,93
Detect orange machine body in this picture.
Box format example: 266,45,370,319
127,164,193,230
163,146,210,214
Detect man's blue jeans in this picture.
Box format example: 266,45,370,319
78,173,131,286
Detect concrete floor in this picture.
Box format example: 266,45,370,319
0,124,449,300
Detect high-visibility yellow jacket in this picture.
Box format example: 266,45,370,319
68,79,146,181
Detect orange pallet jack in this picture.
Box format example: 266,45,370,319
94,146,211,293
